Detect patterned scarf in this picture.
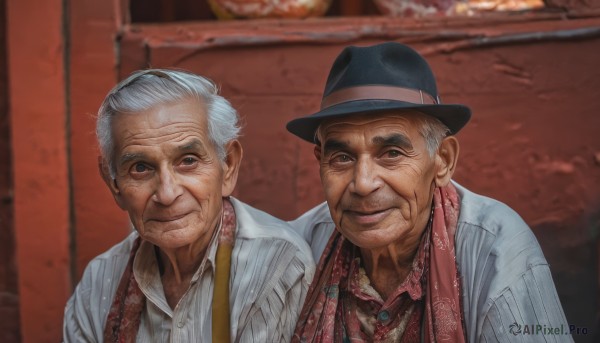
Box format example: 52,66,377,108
293,184,465,342
103,198,236,343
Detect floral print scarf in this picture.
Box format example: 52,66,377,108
293,184,466,343
103,198,236,343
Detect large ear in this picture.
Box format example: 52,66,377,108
98,156,126,209
313,145,322,162
221,139,243,197
434,136,459,188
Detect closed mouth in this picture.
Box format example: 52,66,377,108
343,208,393,225
148,213,188,223
347,208,389,216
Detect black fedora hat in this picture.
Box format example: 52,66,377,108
286,42,471,143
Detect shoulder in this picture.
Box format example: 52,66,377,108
228,199,316,339
454,181,544,262
288,202,336,263
64,232,138,340
452,183,563,337
288,202,333,234
78,232,138,286
77,231,137,285
454,181,547,271
455,181,531,238
230,197,315,273
231,197,313,251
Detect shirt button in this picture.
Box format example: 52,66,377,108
177,321,184,328
377,311,390,322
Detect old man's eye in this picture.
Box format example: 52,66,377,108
330,153,353,166
134,163,148,172
383,150,403,158
179,156,198,170
182,157,196,165
129,163,152,179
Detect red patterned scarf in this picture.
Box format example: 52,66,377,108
293,184,465,342
103,198,236,343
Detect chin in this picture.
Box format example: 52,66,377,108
343,225,406,250
143,229,198,250
344,233,392,250
352,239,397,250
157,237,193,249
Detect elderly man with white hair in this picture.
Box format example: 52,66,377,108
63,69,314,342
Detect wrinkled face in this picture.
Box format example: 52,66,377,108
108,98,230,250
317,112,440,250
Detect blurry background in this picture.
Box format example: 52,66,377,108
0,0,599,342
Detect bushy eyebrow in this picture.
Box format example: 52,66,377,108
322,139,349,156
178,139,205,153
372,134,413,150
322,134,413,155
118,139,207,168
119,152,147,167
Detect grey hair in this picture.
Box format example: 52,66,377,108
96,69,241,177
314,111,450,157
413,113,451,156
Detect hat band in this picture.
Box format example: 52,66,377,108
321,85,438,110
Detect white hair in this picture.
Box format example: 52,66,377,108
413,113,451,156
96,69,240,177
314,111,450,156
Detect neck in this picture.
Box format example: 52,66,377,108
158,246,205,285
360,241,419,300
157,221,221,285
156,215,222,309
156,245,206,310
360,213,431,300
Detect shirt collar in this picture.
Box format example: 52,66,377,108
346,222,431,308
131,213,225,311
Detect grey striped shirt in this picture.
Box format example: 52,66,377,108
289,181,573,342
64,197,315,342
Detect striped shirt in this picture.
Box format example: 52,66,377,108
289,181,573,342
64,197,315,342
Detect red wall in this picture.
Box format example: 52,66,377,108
5,1,600,341
7,1,71,342
0,0,19,341
93,16,600,338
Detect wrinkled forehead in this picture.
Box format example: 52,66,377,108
110,98,212,151
317,111,426,141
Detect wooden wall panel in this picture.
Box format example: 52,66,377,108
7,0,70,342
69,0,131,278
0,0,20,341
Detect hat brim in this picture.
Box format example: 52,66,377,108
286,99,471,143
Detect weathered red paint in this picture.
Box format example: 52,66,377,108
546,0,600,10
7,0,70,342
118,16,600,335
3,0,600,340
69,0,131,279
119,15,600,222
0,0,20,341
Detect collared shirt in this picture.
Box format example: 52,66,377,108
64,197,315,342
337,217,428,342
289,181,573,342
349,262,420,343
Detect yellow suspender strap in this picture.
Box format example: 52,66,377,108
212,198,236,343
212,236,233,343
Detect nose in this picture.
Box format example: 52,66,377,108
152,168,183,206
349,156,383,196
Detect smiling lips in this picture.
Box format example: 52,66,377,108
148,213,188,223
344,208,393,225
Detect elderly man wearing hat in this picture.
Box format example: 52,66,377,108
287,42,571,342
